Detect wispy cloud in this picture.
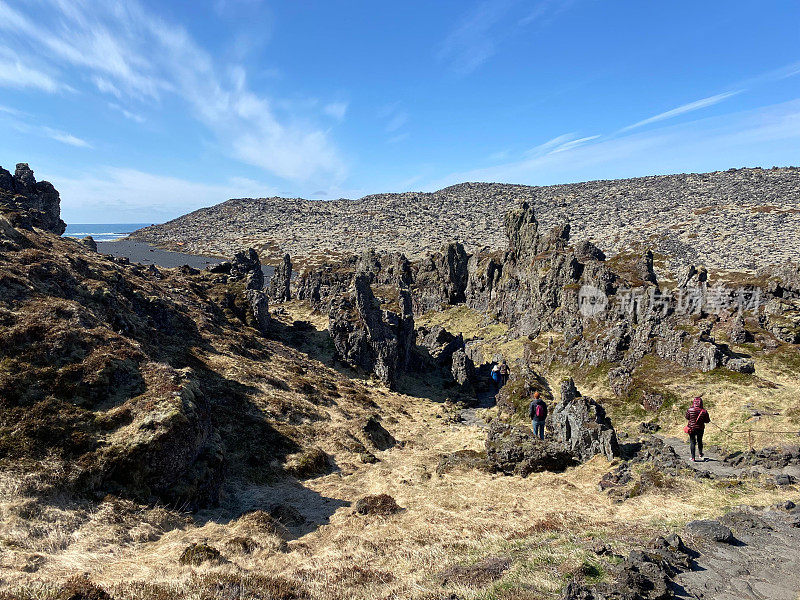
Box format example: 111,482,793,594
1,108,91,149
523,133,599,157
108,103,146,124
620,90,742,132
0,48,64,92
42,127,92,148
437,0,582,75
428,98,800,189
387,132,410,144
0,0,346,184
323,102,348,121
436,0,515,75
385,112,409,133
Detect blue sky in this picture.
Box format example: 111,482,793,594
0,0,799,223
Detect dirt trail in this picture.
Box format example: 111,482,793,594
656,435,742,478
658,435,800,480
458,389,497,428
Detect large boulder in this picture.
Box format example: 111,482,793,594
485,422,577,476
328,274,414,389
550,379,619,461
0,163,66,235
268,253,292,301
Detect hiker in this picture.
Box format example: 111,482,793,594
685,396,710,462
491,363,501,388
529,391,547,440
499,360,509,386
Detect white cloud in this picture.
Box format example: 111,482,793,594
42,127,92,148
438,0,582,75
620,91,742,132
0,48,63,92
108,103,146,123
427,98,800,189
0,109,92,148
436,0,514,75
56,167,277,223
323,102,348,121
0,0,346,184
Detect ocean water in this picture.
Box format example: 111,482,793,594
63,223,152,242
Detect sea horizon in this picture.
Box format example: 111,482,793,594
62,223,153,242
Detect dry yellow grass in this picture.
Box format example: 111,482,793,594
1,372,794,599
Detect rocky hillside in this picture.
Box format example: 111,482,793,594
2,163,799,600
129,167,800,270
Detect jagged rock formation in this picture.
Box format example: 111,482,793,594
485,422,577,476
129,167,800,271
0,174,393,510
411,242,470,313
550,379,620,461
328,274,415,389
268,253,292,302
562,534,692,600
208,247,271,332
0,163,66,235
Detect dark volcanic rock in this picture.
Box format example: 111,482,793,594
268,253,292,301
328,274,414,388
685,519,734,543
412,241,470,313
450,348,476,392
0,162,66,235
550,379,619,461
415,325,465,367
80,236,98,252
485,422,577,476
230,248,264,290
362,416,397,451
562,534,692,600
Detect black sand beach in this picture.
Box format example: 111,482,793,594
97,239,275,278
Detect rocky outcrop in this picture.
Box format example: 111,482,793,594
86,369,225,509
130,168,800,272
415,325,465,367
268,253,292,301
485,422,577,476
450,348,476,392
0,163,66,235
230,248,264,290
550,379,619,461
411,242,470,314
362,416,397,451
80,235,98,252
328,274,414,389
562,534,692,600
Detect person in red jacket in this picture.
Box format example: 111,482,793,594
685,397,710,461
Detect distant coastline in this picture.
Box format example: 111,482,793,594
63,223,151,242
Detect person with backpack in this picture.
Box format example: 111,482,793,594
499,360,509,386
529,391,547,440
491,363,501,389
685,396,710,462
